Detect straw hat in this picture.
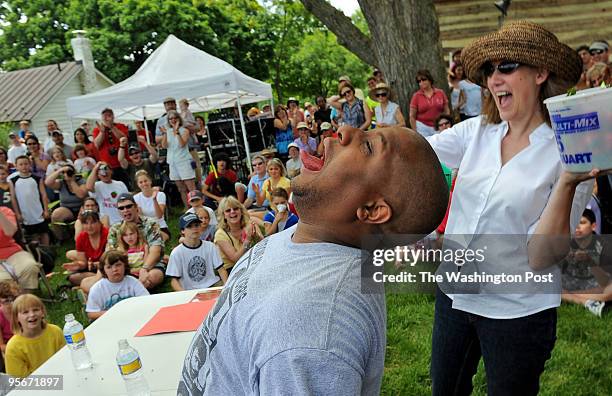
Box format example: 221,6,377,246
296,121,309,130
461,21,581,88
374,82,389,92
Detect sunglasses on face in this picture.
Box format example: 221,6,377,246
375,92,388,98
224,207,240,214
481,61,522,78
252,162,264,167
590,49,604,55
416,78,428,83
340,90,352,97
26,142,38,146
117,203,134,211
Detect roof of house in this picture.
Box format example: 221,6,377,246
0,61,83,122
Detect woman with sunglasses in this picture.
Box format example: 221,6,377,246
409,69,450,137
329,84,372,130
426,21,601,395
373,83,405,128
214,196,262,274
24,137,50,181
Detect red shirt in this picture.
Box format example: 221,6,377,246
410,88,448,127
75,226,109,262
0,207,22,260
92,123,129,168
204,170,238,197
0,310,11,343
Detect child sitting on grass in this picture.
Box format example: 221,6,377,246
85,250,149,321
116,222,149,277
263,188,298,235
5,294,65,377
167,213,227,291
0,280,20,356
561,209,612,317
195,206,216,242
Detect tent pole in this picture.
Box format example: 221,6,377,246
142,107,151,145
236,94,252,173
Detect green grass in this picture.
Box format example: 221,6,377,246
37,209,611,395
383,294,612,395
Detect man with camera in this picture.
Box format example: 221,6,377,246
44,164,88,225
85,162,129,226
92,108,130,187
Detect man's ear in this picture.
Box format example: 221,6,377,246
356,198,392,224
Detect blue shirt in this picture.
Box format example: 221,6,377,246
275,126,293,155
263,210,299,231
247,173,270,206
293,137,317,155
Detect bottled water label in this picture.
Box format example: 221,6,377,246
118,357,142,376
65,330,85,345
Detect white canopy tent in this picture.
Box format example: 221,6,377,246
66,34,274,168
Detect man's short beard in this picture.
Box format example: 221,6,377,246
291,177,327,216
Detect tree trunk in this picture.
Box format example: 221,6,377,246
301,0,447,119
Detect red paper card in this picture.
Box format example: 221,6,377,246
135,299,217,337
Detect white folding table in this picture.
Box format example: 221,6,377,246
25,288,219,395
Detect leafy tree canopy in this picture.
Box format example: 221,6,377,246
0,0,370,102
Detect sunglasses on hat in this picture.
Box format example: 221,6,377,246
481,61,522,78
590,49,604,55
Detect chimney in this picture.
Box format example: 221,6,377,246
71,30,97,94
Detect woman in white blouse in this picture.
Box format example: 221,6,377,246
427,21,604,395
373,83,405,127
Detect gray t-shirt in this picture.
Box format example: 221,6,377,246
178,226,386,395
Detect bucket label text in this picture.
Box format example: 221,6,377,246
552,112,599,134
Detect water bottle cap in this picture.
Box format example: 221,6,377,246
64,313,75,322
118,339,129,348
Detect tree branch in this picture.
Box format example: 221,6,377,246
300,0,377,66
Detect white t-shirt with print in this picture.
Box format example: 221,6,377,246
166,241,223,290
94,180,128,225
85,276,149,312
134,191,168,228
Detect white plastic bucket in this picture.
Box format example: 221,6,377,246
544,87,612,172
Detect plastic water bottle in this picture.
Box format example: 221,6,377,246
116,339,150,396
63,313,93,370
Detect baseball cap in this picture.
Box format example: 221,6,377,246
80,120,89,126
187,190,203,202
101,107,113,115
590,41,609,52
163,97,176,103
128,145,141,154
8,132,16,138
179,213,202,230
297,122,309,130
287,143,299,151
320,122,332,131
116,192,135,203
51,130,62,136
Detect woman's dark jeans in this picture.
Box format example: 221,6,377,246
431,288,557,396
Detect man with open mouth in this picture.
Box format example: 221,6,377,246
179,125,449,395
